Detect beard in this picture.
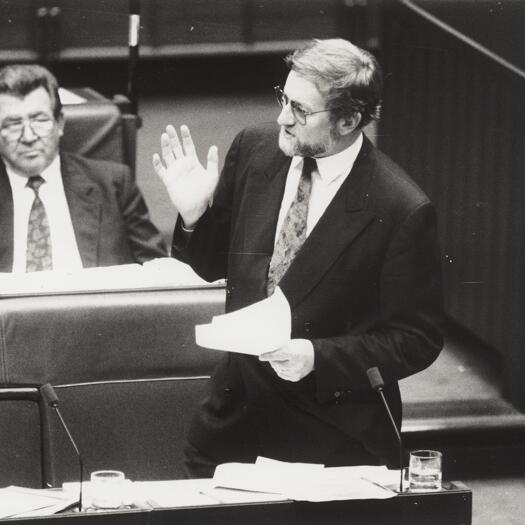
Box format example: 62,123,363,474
278,125,338,158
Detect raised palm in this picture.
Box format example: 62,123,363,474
153,124,219,228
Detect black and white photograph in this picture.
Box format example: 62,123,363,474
0,1,523,523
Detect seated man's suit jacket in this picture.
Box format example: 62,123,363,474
0,151,167,271
173,122,444,467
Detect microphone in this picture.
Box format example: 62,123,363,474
366,367,404,492
40,384,84,512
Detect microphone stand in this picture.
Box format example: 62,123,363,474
367,367,404,492
40,384,84,512
127,0,141,116
377,386,404,492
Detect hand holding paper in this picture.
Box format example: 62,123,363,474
259,339,315,382
195,287,291,356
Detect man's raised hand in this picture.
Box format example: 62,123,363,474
153,124,219,229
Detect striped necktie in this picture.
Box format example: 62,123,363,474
26,175,53,272
266,157,316,296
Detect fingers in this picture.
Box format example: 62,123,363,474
259,349,285,362
206,145,219,175
268,361,296,382
180,125,197,158
166,125,184,159
161,132,176,167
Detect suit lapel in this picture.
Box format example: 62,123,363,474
0,161,14,271
279,138,376,308
240,149,291,257
60,154,101,267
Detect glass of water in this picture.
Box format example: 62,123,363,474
90,470,126,509
408,450,442,491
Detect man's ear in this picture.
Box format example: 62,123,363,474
336,113,361,136
57,112,65,137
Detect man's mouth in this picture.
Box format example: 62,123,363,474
18,149,43,158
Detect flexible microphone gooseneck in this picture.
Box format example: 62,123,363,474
40,384,84,512
366,367,404,492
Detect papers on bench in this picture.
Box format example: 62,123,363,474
139,459,397,508
195,287,291,356
0,461,397,518
0,486,77,518
207,457,397,502
0,257,215,297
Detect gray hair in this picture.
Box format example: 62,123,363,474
0,64,62,119
285,39,382,128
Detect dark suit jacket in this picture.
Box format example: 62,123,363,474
0,152,166,271
173,122,444,467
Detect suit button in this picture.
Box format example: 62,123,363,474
334,391,341,398
224,388,232,397
304,321,312,333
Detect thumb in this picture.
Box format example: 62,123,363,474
259,349,283,362
206,145,219,179
152,153,166,180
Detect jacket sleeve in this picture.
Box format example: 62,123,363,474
312,202,444,404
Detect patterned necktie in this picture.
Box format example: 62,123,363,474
26,175,53,272
266,157,316,296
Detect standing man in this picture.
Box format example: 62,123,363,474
0,64,166,272
154,39,444,477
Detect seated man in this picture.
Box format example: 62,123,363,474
0,64,166,272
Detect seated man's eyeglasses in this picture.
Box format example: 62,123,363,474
0,114,55,142
274,85,331,125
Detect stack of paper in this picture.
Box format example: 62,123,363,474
0,486,77,518
208,457,397,502
195,287,291,355
0,257,214,296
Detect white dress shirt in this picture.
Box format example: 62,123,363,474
7,155,83,273
274,132,363,244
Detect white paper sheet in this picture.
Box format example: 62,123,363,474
212,457,324,495
211,458,397,502
195,287,291,356
131,479,287,507
0,257,214,296
0,486,77,518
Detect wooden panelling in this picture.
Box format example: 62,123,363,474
0,0,355,63
379,1,525,408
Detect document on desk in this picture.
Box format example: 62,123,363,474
0,486,77,518
195,287,291,355
210,457,397,502
0,257,214,297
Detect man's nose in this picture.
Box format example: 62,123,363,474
277,104,295,127
19,123,39,142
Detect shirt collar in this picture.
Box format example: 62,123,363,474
291,132,363,184
6,154,61,190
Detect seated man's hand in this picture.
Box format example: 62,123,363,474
153,124,219,228
259,339,315,382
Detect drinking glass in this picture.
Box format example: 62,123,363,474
90,470,125,509
408,450,442,491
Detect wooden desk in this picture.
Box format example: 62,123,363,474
3,482,471,525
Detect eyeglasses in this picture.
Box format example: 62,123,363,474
274,85,330,125
0,115,55,142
